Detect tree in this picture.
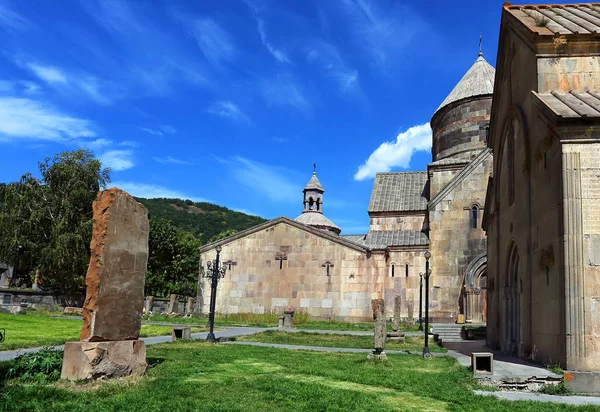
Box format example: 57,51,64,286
145,219,201,298
0,150,110,293
208,229,238,244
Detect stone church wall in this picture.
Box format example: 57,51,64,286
368,213,426,231
200,222,384,322
383,249,428,321
427,157,491,322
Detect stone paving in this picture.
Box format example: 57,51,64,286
473,390,600,406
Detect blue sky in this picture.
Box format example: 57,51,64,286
0,0,544,234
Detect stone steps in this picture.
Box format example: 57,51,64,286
431,324,465,343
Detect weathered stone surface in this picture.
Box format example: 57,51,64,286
61,340,147,381
393,295,401,331
144,296,154,314
80,188,149,342
407,302,414,326
372,299,386,353
172,327,191,341
186,297,195,314
167,294,177,313
283,310,294,329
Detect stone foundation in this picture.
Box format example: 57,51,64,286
61,340,147,381
564,371,600,394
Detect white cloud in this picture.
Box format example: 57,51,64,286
139,124,177,137
306,41,360,93
140,127,163,137
354,123,431,181
216,156,301,203
112,181,205,201
260,73,310,113
100,150,134,171
84,138,113,150
256,19,290,64
190,18,236,67
0,97,95,142
206,101,249,123
153,156,192,165
27,64,67,84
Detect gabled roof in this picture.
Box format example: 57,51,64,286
505,3,600,35
294,211,341,233
532,90,600,120
368,172,429,213
303,172,324,192
434,55,495,114
199,216,367,253
341,231,429,249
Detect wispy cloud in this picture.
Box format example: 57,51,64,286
139,124,177,137
153,156,192,165
0,3,33,33
260,73,311,113
206,101,249,123
354,123,431,180
0,79,41,95
188,18,236,67
306,40,360,93
216,156,302,203
100,150,135,171
83,138,113,150
21,61,118,105
337,0,424,71
112,181,206,201
0,97,95,142
244,0,290,64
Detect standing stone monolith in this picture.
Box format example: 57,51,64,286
387,295,405,342
368,299,387,360
61,188,149,381
186,297,195,315
167,294,177,313
407,302,415,328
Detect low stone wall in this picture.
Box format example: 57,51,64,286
0,289,84,310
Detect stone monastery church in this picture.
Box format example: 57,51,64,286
199,51,495,323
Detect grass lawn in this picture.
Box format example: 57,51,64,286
0,341,589,411
0,313,207,351
237,331,446,353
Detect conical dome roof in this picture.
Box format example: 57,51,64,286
435,54,495,114
304,172,324,192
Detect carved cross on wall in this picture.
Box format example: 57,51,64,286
275,253,287,269
322,261,334,276
224,260,237,271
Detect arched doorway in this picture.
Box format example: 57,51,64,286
462,254,487,324
503,243,520,355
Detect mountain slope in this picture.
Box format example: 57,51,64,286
136,197,267,244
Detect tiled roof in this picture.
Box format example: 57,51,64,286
363,230,429,249
429,155,471,167
294,211,340,232
303,172,324,191
435,55,495,113
340,234,367,244
533,90,600,119
506,3,600,35
368,172,429,213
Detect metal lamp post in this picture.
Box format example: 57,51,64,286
423,251,432,358
201,245,227,342
418,272,423,331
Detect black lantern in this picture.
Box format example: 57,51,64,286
418,272,423,331
201,245,227,342
423,250,432,358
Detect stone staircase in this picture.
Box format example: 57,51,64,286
431,324,465,343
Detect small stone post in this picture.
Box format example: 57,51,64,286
392,295,401,332
407,302,415,328
283,310,294,329
144,296,154,314
368,299,387,360
278,316,285,328
61,188,149,381
167,294,177,313
186,297,195,315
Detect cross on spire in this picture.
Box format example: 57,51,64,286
313,162,317,173
479,33,483,57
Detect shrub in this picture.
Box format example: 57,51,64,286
4,348,63,384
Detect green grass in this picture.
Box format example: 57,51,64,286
238,331,446,352
0,313,207,351
0,342,590,411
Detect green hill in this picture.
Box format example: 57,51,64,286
135,197,267,244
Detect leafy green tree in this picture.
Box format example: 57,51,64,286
145,219,201,298
208,229,238,244
0,150,110,292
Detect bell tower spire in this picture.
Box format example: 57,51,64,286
302,166,324,214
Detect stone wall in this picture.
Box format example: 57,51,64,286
431,96,492,162
0,289,84,309
368,213,427,231
383,248,428,320
200,221,384,321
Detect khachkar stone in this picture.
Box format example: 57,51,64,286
61,188,149,381
387,295,405,343
368,299,387,360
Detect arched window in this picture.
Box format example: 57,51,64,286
485,126,490,145
471,206,478,229
507,125,515,205
308,197,314,210
391,263,395,278
316,198,321,211
405,263,409,277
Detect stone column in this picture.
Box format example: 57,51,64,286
144,296,154,314
392,295,401,332
407,302,414,327
186,297,195,315
61,188,149,381
368,299,387,360
283,310,294,329
167,294,177,313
